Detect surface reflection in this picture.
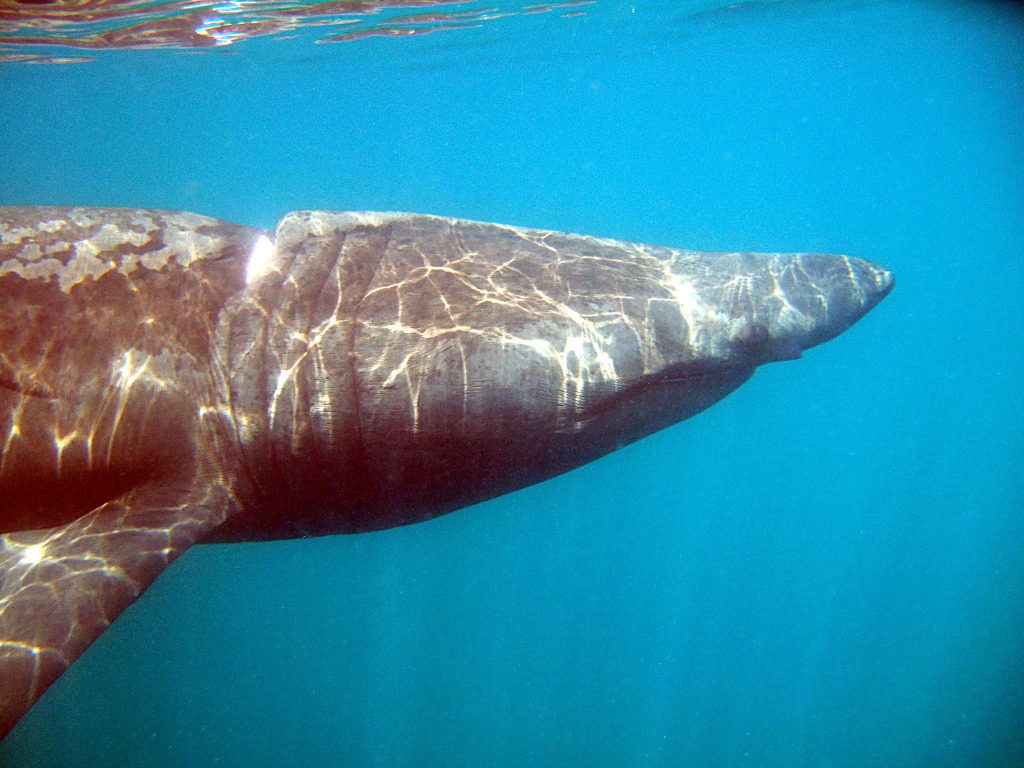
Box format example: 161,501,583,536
0,0,595,61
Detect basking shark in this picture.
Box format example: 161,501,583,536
0,206,893,737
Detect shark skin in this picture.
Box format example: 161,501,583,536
0,206,894,738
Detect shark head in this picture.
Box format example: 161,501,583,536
215,213,893,538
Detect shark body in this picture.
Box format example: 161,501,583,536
0,206,893,737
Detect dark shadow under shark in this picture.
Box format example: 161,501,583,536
0,206,893,738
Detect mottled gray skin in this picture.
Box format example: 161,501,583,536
0,206,893,738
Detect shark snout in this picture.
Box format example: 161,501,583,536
849,256,895,310
786,253,895,352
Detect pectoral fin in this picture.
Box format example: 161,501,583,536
0,482,236,739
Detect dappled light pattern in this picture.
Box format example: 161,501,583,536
0,0,595,60
210,210,892,541
0,207,262,737
0,205,892,738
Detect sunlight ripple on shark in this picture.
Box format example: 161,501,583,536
0,206,893,737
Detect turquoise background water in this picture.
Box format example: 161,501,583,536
1,1,1022,765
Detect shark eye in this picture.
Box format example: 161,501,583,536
735,322,771,349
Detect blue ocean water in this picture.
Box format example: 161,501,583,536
0,0,1021,765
